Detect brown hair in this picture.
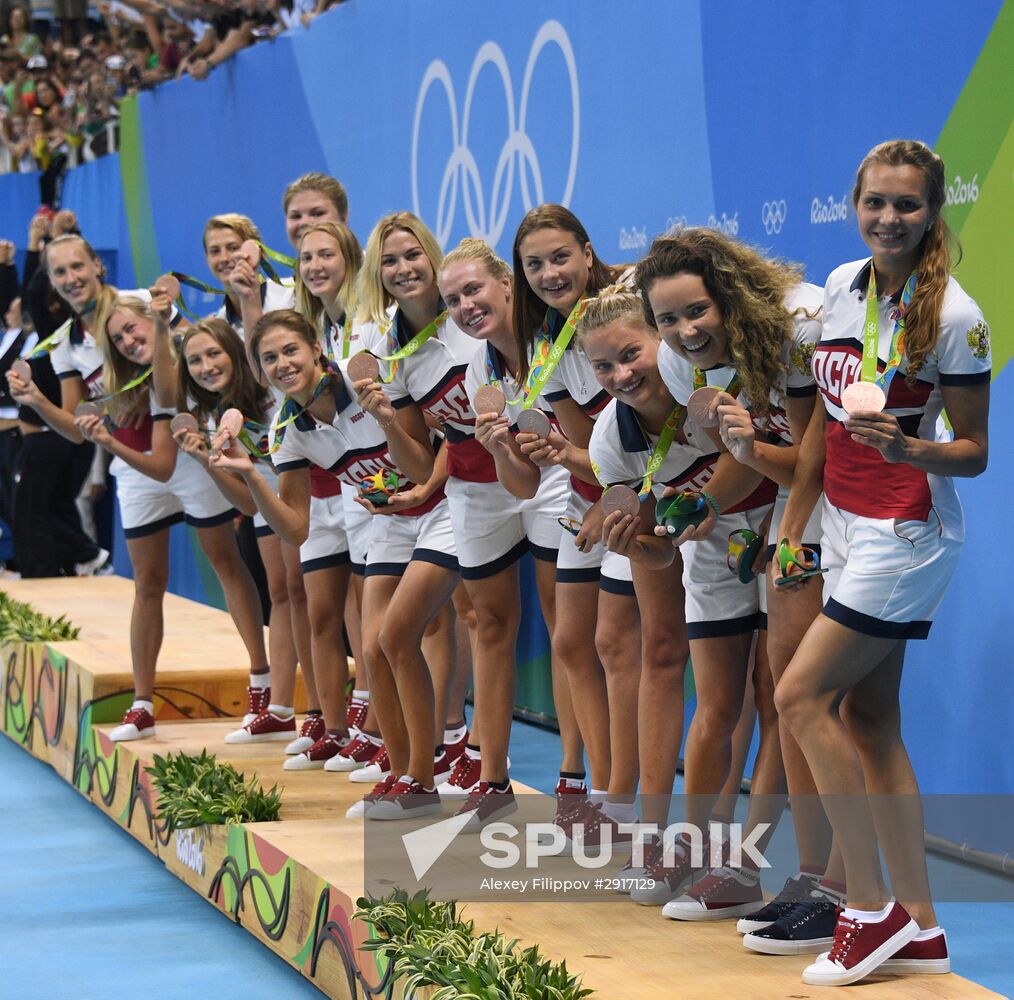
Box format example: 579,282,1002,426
852,139,955,381
294,222,363,332
248,308,323,383
283,172,349,222
635,229,805,414
202,213,261,252
176,316,271,424
511,204,616,382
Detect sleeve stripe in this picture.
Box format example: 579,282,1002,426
939,370,991,386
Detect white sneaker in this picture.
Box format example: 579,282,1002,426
75,547,111,576
110,705,155,741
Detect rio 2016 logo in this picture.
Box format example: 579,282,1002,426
411,21,580,249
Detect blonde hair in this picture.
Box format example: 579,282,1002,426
94,294,152,423
440,237,512,282
294,222,363,331
202,213,261,251
852,139,955,381
282,172,348,222
357,212,444,325
578,284,652,340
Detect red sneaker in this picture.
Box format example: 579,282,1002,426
348,743,390,783
879,928,950,975
110,705,155,742
324,731,379,772
286,714,325,755
662,866,764,921
346,697,368,732
244,685,270,725
224,709,296,744
553,779,588,826
629,834,707,906
564,801,634,849
442,730,469,764
802,901,919,986
346,773,399,818
616,833,663,892
458,781,517,832
432,748,455,786
438,753,481,798
367,777,442,820
283,733,347,771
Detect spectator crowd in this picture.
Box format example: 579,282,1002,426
1,1,343,192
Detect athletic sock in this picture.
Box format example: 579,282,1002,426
843,899,894,923
491,777,510,792
132,699,154,714
267,704,294,717
250,671,270,688
352,688,369,701
444,723,467,744
306,708,323,716
465,744,481,760
601,800,637,824
913,926,942,941
434,744,446,758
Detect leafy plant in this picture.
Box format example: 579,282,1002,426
354,890,593,999
145,749,282,831
0,592,80,642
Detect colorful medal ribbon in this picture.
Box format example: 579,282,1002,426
637,404,683,498
484,330,552,406
692,366,742,397
377,311,447,381
265,368,334,454
27,317,73,359
171,272,226,320
522,297,588,411
861,266,917,392
324,316,354,362
90,365,153,405
257,241,296,284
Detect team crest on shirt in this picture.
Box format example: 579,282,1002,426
789,342,815,375
965,321,990,360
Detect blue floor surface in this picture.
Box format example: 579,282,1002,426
2,726,1012,998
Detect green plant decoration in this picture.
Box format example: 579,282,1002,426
0,592,80,642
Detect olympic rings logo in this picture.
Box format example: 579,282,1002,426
761,199,787,235
411,20,580,249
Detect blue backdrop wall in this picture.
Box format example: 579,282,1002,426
3,0,1011,801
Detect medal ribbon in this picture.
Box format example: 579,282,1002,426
325,316,354,361
27,317,73,359
692,366,742,397
90,366,153,406
862,267,917,392
170,272,227,320
484,331,552,406
257,241,296,284
377,311,447,380
264,369,333,454
637,404,684,498
523,297,588,410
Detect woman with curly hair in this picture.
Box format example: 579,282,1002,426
634,229,842,928
774,140,990,986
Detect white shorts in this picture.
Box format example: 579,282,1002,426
761,485,825,627
364,497,458,577
445,467,569,579
300,493,350,573
112,450,235,538
342,482,374,574
682,504,771,640
820,497,962,639
554,490,636,595
253,462,280,537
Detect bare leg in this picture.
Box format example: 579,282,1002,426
711,647,756,826
303,564,352,732
378,562,459,784
421,598,455,735
257,534,299,706
552,580,608,786
196,521,267,671
450,582,477,739
345,572,367,693
125,529,170,700
595,589,641,797
280,541,318,708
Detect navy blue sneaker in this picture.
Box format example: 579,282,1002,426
736,873,820,934
742,895,840,955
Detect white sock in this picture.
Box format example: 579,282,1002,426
590,786,608,802
267,704,293,717
352,689,369,701
913,926,943,941
602,800,637,824
464,746,481,761
250,671,270,689
132,699,154,713
444,723,467,744
843,899,894,923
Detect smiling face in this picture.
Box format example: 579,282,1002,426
106,307,154,365
438,260,512,341
184,330,234,394
856,163,934,276
518,227,592,314
47,240,103,311
299,230,346,303
646,271,730,369
256,325,321,400
380,228,437,310
285,189,344,248
582,318,662,408
203,225,244,284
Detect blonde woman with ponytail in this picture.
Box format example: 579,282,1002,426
775,140,991,987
